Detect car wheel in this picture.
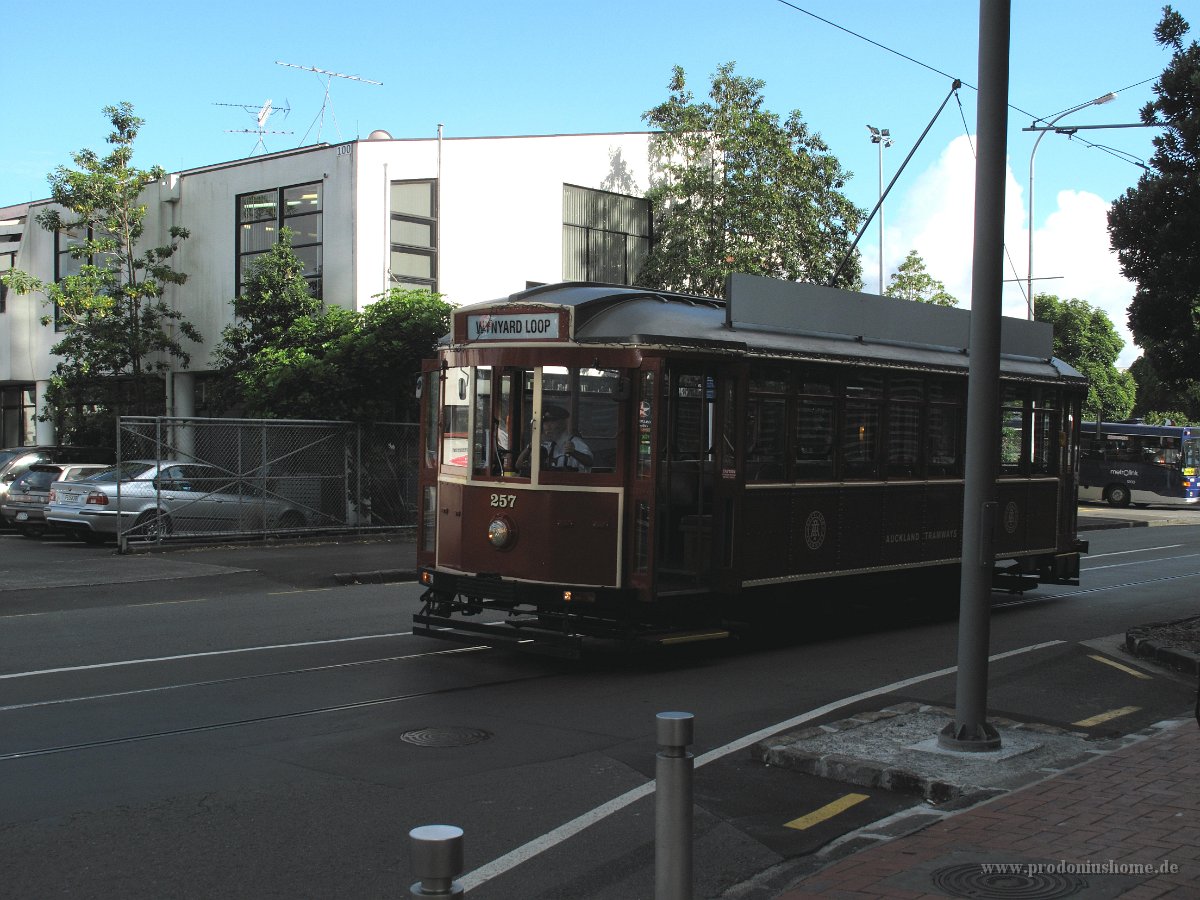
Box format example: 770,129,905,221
18,525,46,538
1106,484,1131,508
276,510,305,530
133,510,173,540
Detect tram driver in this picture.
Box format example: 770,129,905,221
516,404,593,472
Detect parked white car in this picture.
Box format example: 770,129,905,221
46,460,309,543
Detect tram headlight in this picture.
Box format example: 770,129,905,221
487,516,515,549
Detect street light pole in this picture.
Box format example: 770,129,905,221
1026,92,1115,317
868,125,893,294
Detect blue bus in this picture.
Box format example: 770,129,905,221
1079,421,1200,508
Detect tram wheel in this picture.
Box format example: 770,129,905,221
1105,484,1131,508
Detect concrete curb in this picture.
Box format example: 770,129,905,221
1125,619,1200,677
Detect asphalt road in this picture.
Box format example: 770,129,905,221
0,516,1197,898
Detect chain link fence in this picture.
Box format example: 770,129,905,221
117,417,419,547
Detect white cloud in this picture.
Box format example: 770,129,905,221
880,135,1139,368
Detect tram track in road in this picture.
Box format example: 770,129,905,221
0,642,567,762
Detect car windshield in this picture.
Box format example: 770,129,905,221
0,450,24,468
86,461,154,483
15,471,59,491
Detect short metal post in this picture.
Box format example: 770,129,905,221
655,711,694,900
409,824,464,897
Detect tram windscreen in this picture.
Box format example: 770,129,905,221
468,365,623,476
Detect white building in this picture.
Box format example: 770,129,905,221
0,130,655,445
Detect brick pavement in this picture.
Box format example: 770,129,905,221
776,717,1199,898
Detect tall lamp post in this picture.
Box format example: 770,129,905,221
1026,92,1115,317
868,125,893,294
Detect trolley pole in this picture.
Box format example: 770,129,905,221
940,0,1010,752
655,711,694,900
409,824,465,897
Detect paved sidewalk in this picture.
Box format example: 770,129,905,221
775,716,1199,898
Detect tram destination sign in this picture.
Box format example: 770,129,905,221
457,308,568,343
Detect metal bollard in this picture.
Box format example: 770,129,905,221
409,824,465,897
655,711,694,900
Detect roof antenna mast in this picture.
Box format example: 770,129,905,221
213,99,294,155
275,61,383,146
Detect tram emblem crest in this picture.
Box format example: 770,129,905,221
1003,501,1020,534
804,511,827,550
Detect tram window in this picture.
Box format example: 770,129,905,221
674,375,707,459
536,366,622,474
886,403,921,478
927,404,962,476
749,364,789,394
1000,383,1028,475
842,399,880,478
423,372,438,468
442,367,470,467
797,366,834,396
795,399,834,480
1031,410,1055,475
746,396,786,481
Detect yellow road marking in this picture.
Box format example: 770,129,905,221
1088,654,1152,679
1073,706,1141,727
784,793,870,831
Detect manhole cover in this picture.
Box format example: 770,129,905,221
400,726,492,748
931,863,1087,899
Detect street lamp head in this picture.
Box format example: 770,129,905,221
1093,92,1117,106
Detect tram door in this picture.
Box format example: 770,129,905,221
656,364,740,590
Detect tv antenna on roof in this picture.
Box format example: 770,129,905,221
214,98,293,155
276,61,382,146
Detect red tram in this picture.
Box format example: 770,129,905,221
414,274,1089,656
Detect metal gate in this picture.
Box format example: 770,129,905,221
117,417,418,547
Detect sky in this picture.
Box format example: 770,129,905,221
4,1,1185,367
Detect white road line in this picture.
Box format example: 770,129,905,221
0,632,418,680
1085,544,1182,561
459,639,1066,892
1087,552,1200,572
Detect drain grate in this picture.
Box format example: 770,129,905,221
400,726,492,748
930,863,1087,899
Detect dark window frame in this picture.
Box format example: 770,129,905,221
389,179,438,293
236,181,324,300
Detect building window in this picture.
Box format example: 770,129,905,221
1,385,36,446
562,184,650,285
53,225,90,331
390,180,438,292
0,244,16,313
237,182,323,299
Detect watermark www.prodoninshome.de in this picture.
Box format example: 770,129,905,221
980,860,1180,877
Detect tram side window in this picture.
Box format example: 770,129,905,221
886,375,923,478
842,373,882,479
747,364,788,481
1000,383,1028,475
926,377,963,477
1030,389,1057,475
795,398,834,480
422,371,438,468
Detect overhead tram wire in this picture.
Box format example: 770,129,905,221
829,79,962,287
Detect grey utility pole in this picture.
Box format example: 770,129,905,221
939,0,1011,752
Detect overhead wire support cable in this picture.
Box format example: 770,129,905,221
829,79,962,287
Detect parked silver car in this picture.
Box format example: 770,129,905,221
1,462,111,536
0,446,114,505
46,460,310,543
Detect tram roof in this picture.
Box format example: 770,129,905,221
453,276,1084,382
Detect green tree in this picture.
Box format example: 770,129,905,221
1034,293,1135,420
638,62,864,296
1,103,198,445
1129,355,1200,423
210,228,322,413
214,232,451,421
884,250,958,306
1108,6,1200,385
